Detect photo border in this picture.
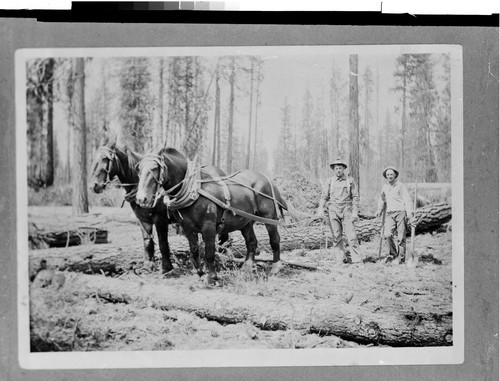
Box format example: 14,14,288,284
0,20,497,381
17,44,463,369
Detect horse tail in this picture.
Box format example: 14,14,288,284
283,201,302,222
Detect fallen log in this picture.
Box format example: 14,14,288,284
29,244,132,280
29,221,108,249
29,203,451,276
233,258,318,271
33,271,452,347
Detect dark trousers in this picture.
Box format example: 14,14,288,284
384,211,407,258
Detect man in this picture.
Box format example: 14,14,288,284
316,159,362,264
376,166,415,264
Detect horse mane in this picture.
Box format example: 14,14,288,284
110,144,144,182
124,147,144,174
158,147,184,159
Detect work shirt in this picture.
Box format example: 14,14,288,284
320,175,359,212
377,180,413,216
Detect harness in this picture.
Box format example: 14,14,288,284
141,155,284,226
328,175,353,205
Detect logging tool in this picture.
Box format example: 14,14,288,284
378,207,386,261
407,182,418,268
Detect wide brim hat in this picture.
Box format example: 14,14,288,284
329,159,347,169
383,166,399,179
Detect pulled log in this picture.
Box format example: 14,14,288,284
35,272,452,347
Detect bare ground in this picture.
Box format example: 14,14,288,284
28,206,452,351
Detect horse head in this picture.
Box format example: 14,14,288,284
136,148,187,208
89,142,119,193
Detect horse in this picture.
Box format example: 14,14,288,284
89,142,229,275
89,142,177,274
135,147,288,285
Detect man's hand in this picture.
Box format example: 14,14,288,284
409,215,417,228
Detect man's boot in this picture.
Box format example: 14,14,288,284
385,236,398,263
398,246,406,264
348,245,363,264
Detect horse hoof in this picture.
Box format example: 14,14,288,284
241,261,255,274
163,268,185,278
270,261,283,275
206,274,221,287
143,260,157,272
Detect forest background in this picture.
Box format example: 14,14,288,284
25,49,452,213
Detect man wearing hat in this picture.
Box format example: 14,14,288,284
316,158,363,264
376,166,415,263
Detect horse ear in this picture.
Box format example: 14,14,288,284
104,131,118,149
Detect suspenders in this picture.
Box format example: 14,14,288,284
329,177,352,199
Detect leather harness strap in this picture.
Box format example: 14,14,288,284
197,188,280,226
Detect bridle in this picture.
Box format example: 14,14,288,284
95,146,117,187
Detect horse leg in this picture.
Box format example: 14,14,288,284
266,224,282,275
186,231,203,277
218,233,229,253
240,222,258,274
139,221,156,271
201,223,219,285
154,217,174,274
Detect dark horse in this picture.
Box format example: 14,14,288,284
89,142,177,274
135,147,288,285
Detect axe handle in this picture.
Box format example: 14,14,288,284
411,226,416,253
378,208,386,260
411,181,418,256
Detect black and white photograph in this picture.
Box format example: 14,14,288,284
17,44,464,368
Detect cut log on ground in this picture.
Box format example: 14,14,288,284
33,271,452,347
29,203,451,276
29,221,108,249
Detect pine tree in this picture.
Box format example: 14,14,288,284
349,54,360,189
118,57,151,152
408,54,438,182
26,58,56,188
71,57,89,214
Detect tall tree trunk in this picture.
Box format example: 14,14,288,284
363,74,370,192
245,59,254,169
377,66,382,186
66,122,71,184
153,58,164,150
349,55,360,189
212,71,221,167
71,58,89,215
45,58,55,187
252,60,262,170
164,59,173,146
400,62,408,173
184,58,191,153
226,58,235,173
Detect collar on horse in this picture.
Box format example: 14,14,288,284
163,159,201,211
139,154,169,208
